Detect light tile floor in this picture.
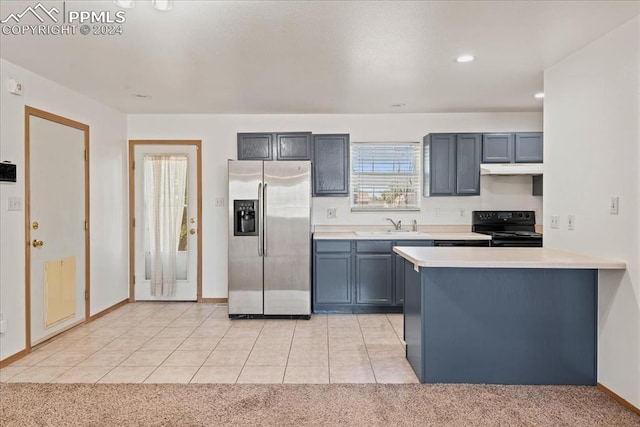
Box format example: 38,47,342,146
0,303,418,384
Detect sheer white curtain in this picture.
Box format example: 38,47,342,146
144,155,187,297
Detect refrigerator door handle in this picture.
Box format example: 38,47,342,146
263,182,268,257
257,183,263,256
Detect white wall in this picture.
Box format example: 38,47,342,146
544,17,639,407
128,112,542,299
0,59,128,360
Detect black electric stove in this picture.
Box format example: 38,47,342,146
472,210,543,247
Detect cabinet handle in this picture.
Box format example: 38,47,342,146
263,183,268,258
258,183,263,257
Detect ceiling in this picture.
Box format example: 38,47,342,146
1,1,638,114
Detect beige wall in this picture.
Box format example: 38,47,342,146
0,59,128,360
544,17,640,407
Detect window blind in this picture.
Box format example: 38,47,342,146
351,142,421,211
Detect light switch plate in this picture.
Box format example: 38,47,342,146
610,197,619,215
550,215,559,229
215,197,225,208
327,208,337,219
568,215,575,231
7,197,22,211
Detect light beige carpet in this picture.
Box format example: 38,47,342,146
1,383,637,426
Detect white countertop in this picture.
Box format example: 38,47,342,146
393,247,626,269
313,231,491,241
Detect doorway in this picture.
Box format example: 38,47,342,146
25,106,90,348
129,140,202,301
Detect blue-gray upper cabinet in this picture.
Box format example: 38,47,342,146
514,132,543,163
456,134,482,195
481,132,543,164
425,134,456,195
237,133,273,160
424,133,481,196
238,132,312,161
482,133,514,163
276,132,312,160
312,134,350,197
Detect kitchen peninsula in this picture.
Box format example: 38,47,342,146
394,246,626,385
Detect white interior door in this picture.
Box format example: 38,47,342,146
134,145,198,301
29,115,87,345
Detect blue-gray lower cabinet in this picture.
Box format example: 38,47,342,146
313,240,352,310
403,259,597,385
356,254,393,305
393,240,434,305
313,239,434,313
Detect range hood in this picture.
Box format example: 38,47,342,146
480,163,543,176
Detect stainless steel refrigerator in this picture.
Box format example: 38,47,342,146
228,160,311,318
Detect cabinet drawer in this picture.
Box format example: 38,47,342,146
315,240,351,253
356,241,392,253
395,240,434,247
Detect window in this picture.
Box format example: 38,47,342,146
351,142,421,211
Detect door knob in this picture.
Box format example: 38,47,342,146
32,239,44,248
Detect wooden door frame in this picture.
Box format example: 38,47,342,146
24,106,90,351
128,140,203,302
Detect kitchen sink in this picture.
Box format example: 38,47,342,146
354,231,425,237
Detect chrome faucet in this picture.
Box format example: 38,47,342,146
386,218,402,231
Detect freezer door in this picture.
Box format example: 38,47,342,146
228,160,264,314
263,161,311,315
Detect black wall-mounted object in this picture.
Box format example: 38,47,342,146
0,162,17,183
233,199,258,236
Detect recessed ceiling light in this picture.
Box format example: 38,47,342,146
391,103,406,108
456,55,475,63
133,94,152,99
534,92,545,99
114,0,135,8
152,0,172,11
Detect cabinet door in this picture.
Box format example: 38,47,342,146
482,133,514,163
428,134,456,196
237,133,273,160
393,240,433,305
276,132,312,160
356,254,393,305
314,253,352,304
514,132,543,163
456,134,481,195
312,134,350,196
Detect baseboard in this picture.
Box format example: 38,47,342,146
0,349,29,369
597,383,640,415
200,298,228,303
89,298,129,322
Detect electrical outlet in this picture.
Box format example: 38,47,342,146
459,209,465,217
550,215,559,229
568,215,575,231
0,319,7,334
435,208,440,217
610,196,619,215
327,208,337,219
215,197,225,208
7,197,22,211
